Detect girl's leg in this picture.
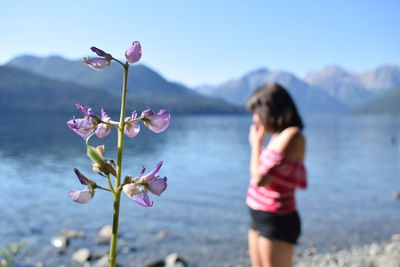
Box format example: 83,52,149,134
258,237,294,267
248,229,262,267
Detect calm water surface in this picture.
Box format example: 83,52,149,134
0,114,399,266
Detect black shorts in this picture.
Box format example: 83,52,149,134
249,208,301,244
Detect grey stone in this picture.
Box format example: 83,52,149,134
146,260,165,267
61,229,86,239
72,248,91,263
96,225,116,244
95,237,110,245
90,255,109,267
99,225,113,239
165,253,188,267
50,235,69,249
303,247,318,257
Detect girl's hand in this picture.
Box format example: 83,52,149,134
249,123,267,148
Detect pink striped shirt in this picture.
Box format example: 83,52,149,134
246,148,307,214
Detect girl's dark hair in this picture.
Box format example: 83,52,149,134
247,83,303,132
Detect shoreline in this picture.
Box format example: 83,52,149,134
294,234,400,267
3,233,400,266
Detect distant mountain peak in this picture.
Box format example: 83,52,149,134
374,64,400,72
321,65,349,73
243,67,269,77
305,65,355,82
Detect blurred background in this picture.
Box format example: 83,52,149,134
0,0,399,266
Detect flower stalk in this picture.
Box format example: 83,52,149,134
66,42,170,267
108,62,129,267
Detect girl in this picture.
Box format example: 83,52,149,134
246,83,307,267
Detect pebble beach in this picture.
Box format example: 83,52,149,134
294,234,400,267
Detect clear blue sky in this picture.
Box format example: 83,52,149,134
1,0,399,87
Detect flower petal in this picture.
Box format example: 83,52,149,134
147,177,167,196
95,123,111,138
125,41,142,64
143,110,170,133
74,168,90,185
124,121,140,138
131,110,138,120
99,109,110,120
76,104,91,117
68,188,92,204
143,161,163,183
67,118,96,139
128,191,153,207
141,109,153,118
90,47,111,59
83,57,111,71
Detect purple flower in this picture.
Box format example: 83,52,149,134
95,109,111,138
68,188,92,204
141,109,170,133
124,111,140,138
83,57,111,71
68,169,95,204
125,41,142,64
67,104,99,139
90,46,112,59
122,161,167,207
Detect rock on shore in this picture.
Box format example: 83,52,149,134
294,234,400,267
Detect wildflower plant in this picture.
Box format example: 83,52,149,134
67,42,170,266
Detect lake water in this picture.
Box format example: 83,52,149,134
0,114,399,266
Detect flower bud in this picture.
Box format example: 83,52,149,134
125,41,142,64
87,145,106,167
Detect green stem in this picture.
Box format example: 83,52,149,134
95,184,112,192
108,63,129,267
105,174,116,194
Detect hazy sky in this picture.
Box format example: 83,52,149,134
1,0,399,86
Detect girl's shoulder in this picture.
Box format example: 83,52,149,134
267,127,305,160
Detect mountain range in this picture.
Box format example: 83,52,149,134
196,68,345,113
195,65,400,113
2,54,400,115
305,65,400,107
2,55,241,115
